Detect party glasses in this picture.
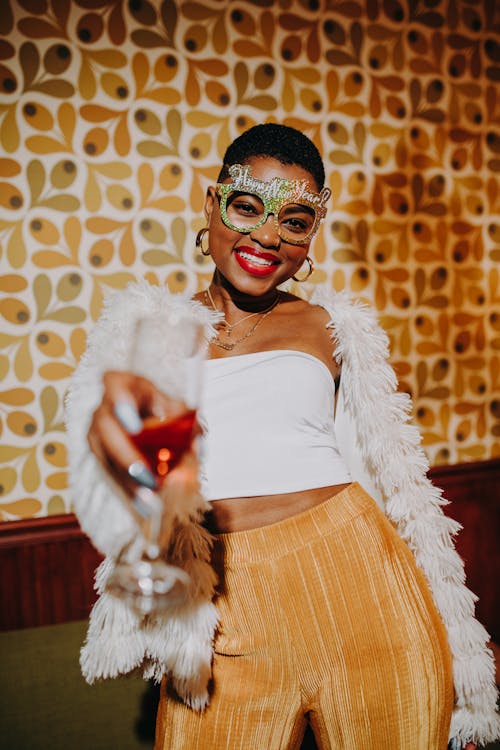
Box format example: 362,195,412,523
216,163,331,244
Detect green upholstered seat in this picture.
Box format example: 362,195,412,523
0,620,157,750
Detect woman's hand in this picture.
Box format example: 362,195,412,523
87,370,190,501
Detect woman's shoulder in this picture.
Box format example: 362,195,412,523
274,292,338,373
280,288,370,326
289,293,332,327
279,290,324,313
309,287,383,333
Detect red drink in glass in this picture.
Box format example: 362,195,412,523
131,409,197,481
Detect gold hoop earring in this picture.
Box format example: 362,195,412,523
292,256,314,282
195,227,211,256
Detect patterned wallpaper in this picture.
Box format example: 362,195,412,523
0,0,499,520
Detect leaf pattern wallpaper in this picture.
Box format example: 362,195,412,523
0,0,499,520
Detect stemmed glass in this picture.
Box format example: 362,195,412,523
105,312,206,616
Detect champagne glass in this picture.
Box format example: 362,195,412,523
105,312,205,616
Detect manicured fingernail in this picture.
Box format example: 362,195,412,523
132,492,152,519
132,487,157,519
114,401,142,434
128,461,157,489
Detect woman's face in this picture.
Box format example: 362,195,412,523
204,156,322,296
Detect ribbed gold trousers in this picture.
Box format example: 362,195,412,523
155,483,454,750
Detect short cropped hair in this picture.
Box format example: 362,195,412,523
218,123,325,190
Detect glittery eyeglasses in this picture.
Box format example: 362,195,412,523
216,164,331,245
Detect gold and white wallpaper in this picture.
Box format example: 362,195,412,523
1,0,499,519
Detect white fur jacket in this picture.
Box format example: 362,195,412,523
65,281,499,748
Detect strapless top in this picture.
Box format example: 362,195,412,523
198,349,351,500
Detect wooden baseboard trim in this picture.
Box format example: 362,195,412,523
0,513,84,548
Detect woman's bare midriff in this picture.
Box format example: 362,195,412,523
205,482,352,533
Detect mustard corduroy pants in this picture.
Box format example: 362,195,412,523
155,483,454,750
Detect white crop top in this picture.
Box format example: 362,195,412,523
198,350,351,500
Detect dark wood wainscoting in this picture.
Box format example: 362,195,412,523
1,459,499,637
0,514,102,630
430,459,500,641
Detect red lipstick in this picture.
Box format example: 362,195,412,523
234,246,280,277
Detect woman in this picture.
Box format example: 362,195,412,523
66,124,498,749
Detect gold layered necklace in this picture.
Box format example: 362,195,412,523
205,287,281,351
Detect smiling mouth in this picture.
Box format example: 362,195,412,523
235,248,280,268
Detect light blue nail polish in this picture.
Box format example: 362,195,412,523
128,461,157,489
132,488,154,519
114,401,142,434
132,487,162,520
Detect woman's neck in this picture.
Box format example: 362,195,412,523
208,272,280,315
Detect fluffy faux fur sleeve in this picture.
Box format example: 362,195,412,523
65,282,220,711
65,280,215,558
312,287,499,749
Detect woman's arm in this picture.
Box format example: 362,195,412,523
313,287,499,749
65,281,204,557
